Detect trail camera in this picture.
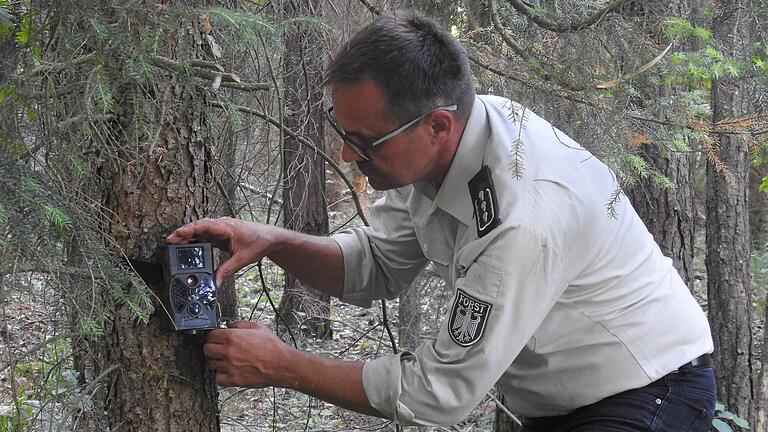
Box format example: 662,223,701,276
162,243,219,332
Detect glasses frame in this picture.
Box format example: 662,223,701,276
325,104,458,161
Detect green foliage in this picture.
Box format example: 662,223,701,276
667,47,740,89
88,17,109,41
14,11,33,45
0,2,12,40
205,7,277,43
0,85,16,104
664,17,712,42
88,65,114,113
712,401,751,431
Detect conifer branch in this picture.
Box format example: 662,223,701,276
505,0,626,33
23,52,98,78
467,53,599,107
595,43,673,89
149,56,269,92
488,0,531,61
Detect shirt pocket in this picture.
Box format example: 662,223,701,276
413,220,452,267
459,260,503,300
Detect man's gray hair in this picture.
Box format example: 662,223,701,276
325,10,475,123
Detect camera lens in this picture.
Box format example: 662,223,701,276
187,302,201,316
186,275,198,287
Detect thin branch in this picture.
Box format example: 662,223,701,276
505,0,626,33
487,393,523,428
57,114,114,130
1,265,91,277
149,55,269,92
489,0,531,60
239,182,284,206
22,52,98,78
58,364,120,432
595,43,673,89
467,53,599,107
630,113,768,136
210,101,369,226
188,59,225,72
356,0,382,16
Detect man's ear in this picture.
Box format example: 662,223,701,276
428,110,454,144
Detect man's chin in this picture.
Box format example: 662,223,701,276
366,178,395,191
365,174,401,191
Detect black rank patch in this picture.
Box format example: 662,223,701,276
448,289,492,347
468,165,501,238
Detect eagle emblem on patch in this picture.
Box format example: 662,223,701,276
448,289,492,347
468,165,501,238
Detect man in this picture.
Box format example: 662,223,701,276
167,10,716,431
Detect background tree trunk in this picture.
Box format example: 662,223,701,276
623,0,696,290
707,0,756,423
627,142,696,288
277,0,332,339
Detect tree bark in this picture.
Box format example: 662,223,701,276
623,0,697,290
277,0,332,340
627,143,696,288
68,9,228,431
707,0,756,423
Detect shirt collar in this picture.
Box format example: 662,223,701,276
413,96,489,226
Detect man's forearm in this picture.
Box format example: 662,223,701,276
277,347,384,418
264,226,346,299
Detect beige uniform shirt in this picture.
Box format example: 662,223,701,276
332,96,713,426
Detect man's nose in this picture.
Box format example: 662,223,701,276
341,142,366,162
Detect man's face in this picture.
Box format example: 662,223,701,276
330,79,439,190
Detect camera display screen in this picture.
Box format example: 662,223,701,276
177,246,205,270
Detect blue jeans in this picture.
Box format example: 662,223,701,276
522,367,717,432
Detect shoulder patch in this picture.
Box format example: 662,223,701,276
468,165,501,238
449,289,492,347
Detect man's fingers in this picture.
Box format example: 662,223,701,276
214,254,253,287
208,359,228,371
165,218,232,247
227,321,262,330
214,372,234,387
204,328,232,345
203,341,226,359
166,219,209,244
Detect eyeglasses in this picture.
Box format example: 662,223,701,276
325,104,458,161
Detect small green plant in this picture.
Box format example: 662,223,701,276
712,401,750,431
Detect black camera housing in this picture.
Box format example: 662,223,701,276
162,243,219,332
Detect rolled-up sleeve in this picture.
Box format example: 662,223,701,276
361,223,568,426
331,189,429,308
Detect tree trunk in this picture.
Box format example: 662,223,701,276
627,143,696,288
277,0,332,340
69,10,228,431
624,0,696,290
707,0,756,423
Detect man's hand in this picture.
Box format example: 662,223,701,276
203,321,381,418
166,218,281,286
166,217,346,298
204,321,292,388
